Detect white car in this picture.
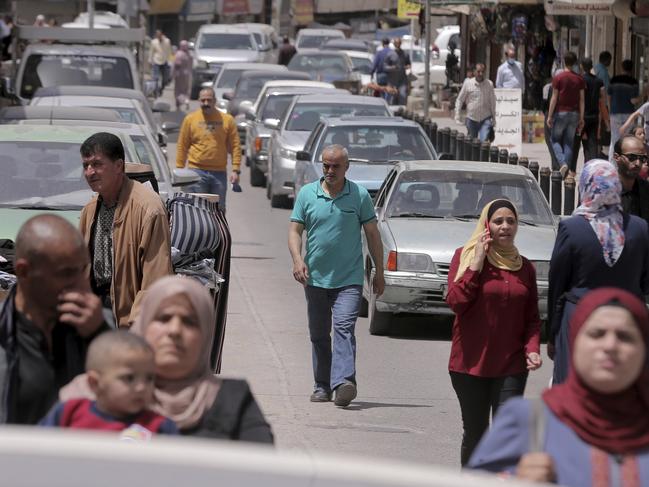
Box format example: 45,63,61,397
343,50,373,86
295,28,345,52
432,25,460,66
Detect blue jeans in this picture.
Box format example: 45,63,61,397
152,63,169,95
189,169,227,209
304,285,362,392
466,117,493,142
551,111,579,168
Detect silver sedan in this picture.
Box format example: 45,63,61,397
361,161,557,335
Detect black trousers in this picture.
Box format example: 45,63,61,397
450,371,528,466
569,118,599,171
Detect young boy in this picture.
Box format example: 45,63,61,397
40,331,177,439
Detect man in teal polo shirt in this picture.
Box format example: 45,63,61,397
288,144,385,407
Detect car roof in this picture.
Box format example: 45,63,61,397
342,50,373,60
397,160,531,175
293,50,348,58
221,62,286,71
31,95,137,109
0,123,130,144
297,28,344,36
240,70,311,80
266,87,348,97
318,116,418,127
197,24,253,34
24,44,132,56
234,23,276,34
0,106,122,122
321,38,368,49
262,80,334,89
293,94,388,105
33,85,146,102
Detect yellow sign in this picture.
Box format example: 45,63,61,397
397,0,420,19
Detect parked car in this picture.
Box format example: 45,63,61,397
211,63,287,112
235,23,279,64
295,28,345,52
293,116,437,200
225,70,311,148
343,51,373,86
320,38,371,53
191,24,261,99
361,160,556,334
266,94,391,208
287,51,361,89
245,84,345,187
431,25,460,66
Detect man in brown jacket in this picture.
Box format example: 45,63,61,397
79,132,172,327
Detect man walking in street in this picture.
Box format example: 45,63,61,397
614,134,649,226
547,52,585,178
0,215,111,424
608,59,640,160
371,38,392,95
455,63,496,142
386,37,411,106
80,132,172,328
176,87,242,209
574,57,607,164
148,29,172,98
278,36,296,66
495,45,524,90
288,145,385,407
595,51,612,94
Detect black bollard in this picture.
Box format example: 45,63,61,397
471,138,481,161
490,145,499,163
464,136,473,160
480,142,490,161
395,107,404,117
540,167,551,202
551,170,562,215
456,132,465,160
440,127,451,154
449,129,457,158
508,152,518,165
518,156,529,168
429,122,438,149
499,149,508,164
563,175,576,215
529,160,540,180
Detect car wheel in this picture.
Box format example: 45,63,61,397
250,164,266,187
368,286,391,335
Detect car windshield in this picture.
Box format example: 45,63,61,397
0,141,93,209
385,170,554,225
216,69,245,89
20,54,134,99
198,33,255,50
297,35,338,49
101,107,142,125
236,75,301,99
285,103,389,131
315,126,434,162
288,54,349,74
408,49,425,63
350,57,372,74
260,94,294,120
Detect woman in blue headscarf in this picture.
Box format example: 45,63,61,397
548,159,649,384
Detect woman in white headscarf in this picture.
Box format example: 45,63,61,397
173,40,192,111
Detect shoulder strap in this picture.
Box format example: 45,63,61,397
528,398,547,453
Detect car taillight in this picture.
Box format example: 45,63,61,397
255,137,263,152
386,251,397,272
432,44,439,54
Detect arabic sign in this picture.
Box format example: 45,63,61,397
398,0,420,19
493,89,522,157
544,0,613,15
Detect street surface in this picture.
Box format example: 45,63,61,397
164,91,553,468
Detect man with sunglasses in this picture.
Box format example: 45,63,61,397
614,134,649,224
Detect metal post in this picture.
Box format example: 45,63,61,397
529,160,540,180
480,142,490,161
440,127,450,154
563,175,576,215
424,0,431,117
449,129,457,158
508,152,518,165
464,137,472,160
540,167,551,202
551,170,562,216
499,149,508,164
471,138,481,161
88,0,95,28
518,156,529,168
490,146,499,163
429,121,438,148
456,133,465,160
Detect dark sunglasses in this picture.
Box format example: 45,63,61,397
622,153,649,163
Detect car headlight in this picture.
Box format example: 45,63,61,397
396,252,435,273
194,59,208,70
279,147,297,160
531,261,550,281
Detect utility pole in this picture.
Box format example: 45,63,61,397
88,0,95,28
423,0,431,116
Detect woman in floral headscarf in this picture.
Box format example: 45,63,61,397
548,159,649,384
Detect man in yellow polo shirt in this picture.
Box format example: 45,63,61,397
176,87,241,209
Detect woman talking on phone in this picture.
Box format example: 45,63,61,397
446,198,542,466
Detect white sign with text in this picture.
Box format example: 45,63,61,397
493,88,522,157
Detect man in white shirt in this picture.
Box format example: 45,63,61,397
455,63,496,142
148,29,172,97
496,46,525,90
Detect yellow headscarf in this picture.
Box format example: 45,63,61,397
454,199,523,282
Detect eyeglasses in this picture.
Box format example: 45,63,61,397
622,153,649,163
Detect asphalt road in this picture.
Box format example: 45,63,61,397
162,90,552,469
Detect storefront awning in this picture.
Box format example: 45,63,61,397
149,0,186,14
544,0,614,15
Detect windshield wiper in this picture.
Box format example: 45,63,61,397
518,219,538,227
391,212,444,218
450,214,479,220
347,157,371,163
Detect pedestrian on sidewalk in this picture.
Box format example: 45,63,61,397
176,87,242,209
446,199,542,466
468,287,649,485
495,45,524,90
595,51,612,94
172,40,192,111
608,59,640,161
542,70,561,170
288,145,385,407
613,134,649,225
277,36,296,66
371,38,392,99
387,37,410,106
454,63,496,142
547,52,585,179
149,29,172,98
547,159,649,385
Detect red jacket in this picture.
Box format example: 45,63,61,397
446,247,541,377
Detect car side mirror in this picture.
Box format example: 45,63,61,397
223,92,234,101
1,76,13,97
157,132,168,146
245,110,256,121
263,118,280,130
296,150,311,161
152,101,171,113
172,168,200,187
161,121,180,133
438,152,454,160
